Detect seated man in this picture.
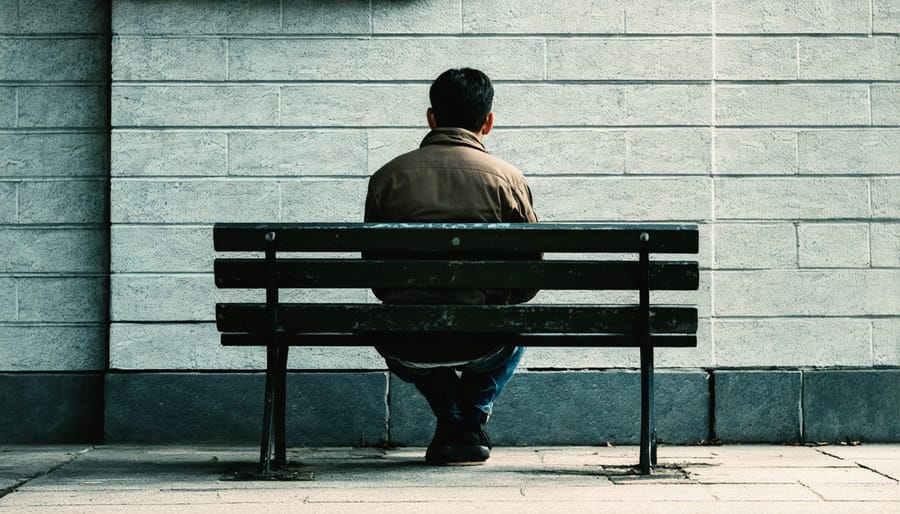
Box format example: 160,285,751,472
364,68,539,465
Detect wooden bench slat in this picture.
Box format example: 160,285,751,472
214,259,699,291
220,332,697,348
216,303,698,334
214,222,700,254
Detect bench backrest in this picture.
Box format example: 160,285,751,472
213,223,700,347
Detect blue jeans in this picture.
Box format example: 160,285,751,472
383,346,525,424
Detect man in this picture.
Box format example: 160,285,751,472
364,68,538,465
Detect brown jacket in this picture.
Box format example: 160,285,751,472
364,127,539,305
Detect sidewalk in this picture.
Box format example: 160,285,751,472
1,444,898,512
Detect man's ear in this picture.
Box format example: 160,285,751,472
480,112,495,136
427,108,437,129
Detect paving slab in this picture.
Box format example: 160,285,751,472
0,445,898,512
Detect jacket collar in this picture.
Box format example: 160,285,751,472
420,127,487,153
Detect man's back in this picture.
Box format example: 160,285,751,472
365,127,538,306
365,127,536,224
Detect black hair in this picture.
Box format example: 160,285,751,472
429,68,494,133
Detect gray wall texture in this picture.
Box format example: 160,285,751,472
2,0,899,444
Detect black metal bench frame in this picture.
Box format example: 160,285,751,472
214,222,700,477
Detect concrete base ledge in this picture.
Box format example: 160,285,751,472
2,369,897,444
0,373,103,444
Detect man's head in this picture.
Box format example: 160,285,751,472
427,68,494,136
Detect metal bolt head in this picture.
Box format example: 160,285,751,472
640,232,650,242
451,236,461,247
265,231,276,242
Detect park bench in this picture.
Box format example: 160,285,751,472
213,222,700,477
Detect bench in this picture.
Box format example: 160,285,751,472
213,222,699,477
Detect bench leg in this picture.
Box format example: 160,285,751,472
639,346,656,476
258,345,289,475
273,345,289,467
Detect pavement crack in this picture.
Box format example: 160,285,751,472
857,462,899,483
0,446,93,500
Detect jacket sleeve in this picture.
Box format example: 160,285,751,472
502,180,541,305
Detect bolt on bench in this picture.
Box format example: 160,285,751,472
214,222,700,477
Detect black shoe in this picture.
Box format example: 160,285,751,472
425,419,491,466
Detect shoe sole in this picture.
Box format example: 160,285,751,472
425,445,490,466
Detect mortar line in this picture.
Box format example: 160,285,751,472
709,0,717,350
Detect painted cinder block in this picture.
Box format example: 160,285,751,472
626,129,711,174
715,270,900,317
529,176,711,221
110,274,368,322
113,0,280,35
872,179,900,218
799,130,900,174
623,0,711,34
0,133,108,178
15,0,107,34
282,0,370,34
872,85,900,125
111,86,279,127
714,223,797,269
17,86,107,128
0,0,16,32
281,84,427,128
715,178,869,220
17,277,108,323
871,222,900,267
716,85,870,126
715,38,798,80
463,0,711,34
547,38,711,81
110,179,280,223
366,129,424,173
0,278,15,322
112,37,226,81
798,223,870,268
279,178,368,222
715,129,796,174
0,325,106,371
110,274,251,322
804,370,900,442
714,371,801,443
390,370,710,445
0,182,17,222
111,131,227,177
714,319,872,368
488,129,626,175
111,226,211,273
874,0,900,33
716,0,870,34
0,228,108,273
229,38,544,81
800,37,900,81
104,371,389,445
463,0,623,34
16,180,106,224
228,131,367,176
372,0,462,34
495,84,711,126
0,87,14,127
873,318,900,366
0,38,107,81
0,373,103,443
109,322,384,371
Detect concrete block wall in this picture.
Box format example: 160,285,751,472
5,0,898,444
0,0,109,442
103,0,899,445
